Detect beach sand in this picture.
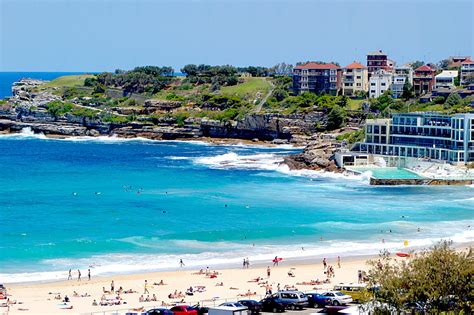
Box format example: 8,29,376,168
3,255,373,315
4,243,473,314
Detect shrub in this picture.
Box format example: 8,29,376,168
46,100,74,118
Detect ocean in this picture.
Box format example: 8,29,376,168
0,72,88,99
0,130,473,283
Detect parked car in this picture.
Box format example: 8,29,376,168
321,291,353,306
219,303,246,308
305,293,332,308
333,283,370,303
238,300,262,314
147,308,175,315
170,305,199,315
208,305,249,315
271,291,308,310
259,297,286,313
192,305,209,315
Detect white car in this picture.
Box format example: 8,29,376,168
321,291,353,305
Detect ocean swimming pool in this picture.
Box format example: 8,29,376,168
348,167,424,179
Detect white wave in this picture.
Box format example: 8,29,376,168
194,152,284,171
191,151,370,183
222,142,303,150
0,127,48,139
165,156,192,161
453,197,474,202
2,224,472,284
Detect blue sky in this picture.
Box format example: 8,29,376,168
0,0,472,72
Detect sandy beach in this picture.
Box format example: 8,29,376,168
3,255,373,315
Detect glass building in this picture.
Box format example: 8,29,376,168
353,112,474,164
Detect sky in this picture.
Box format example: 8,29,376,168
0,0,473,72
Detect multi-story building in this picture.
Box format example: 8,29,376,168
341,61,368,96
367,50,393,77
435,70,458,89
448,56,471,68
413,65,436,95
389,66,414,98
460,58,474,85
369,70,392,98
390,75,408,99
292,62,342,95
394,66,413,85
353,112,474,164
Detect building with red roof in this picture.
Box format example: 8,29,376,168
413,65,436,95
342,61,368,96
293,62,342,95
461,58,474,85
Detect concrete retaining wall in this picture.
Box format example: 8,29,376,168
370,178,473,185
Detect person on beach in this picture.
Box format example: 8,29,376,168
144,280,149,294
323,258,327,269
68,269,72,280
243,258,246,268
277,283,280,292
77,269,81,281
357,270,362,283
180,259,185,267
267,266,271,278
273,256,279,266
111,280,114,293
88,269,91,281
337,256,341,268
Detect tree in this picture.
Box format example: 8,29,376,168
273,88,288,102
367,241,473,313
437,59,449,69
445,93,462,108
410,60,425,69
337,95,349,107
401,81,414,100
326,104,346,130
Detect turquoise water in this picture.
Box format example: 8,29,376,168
0,131,473,283
349,167,424,179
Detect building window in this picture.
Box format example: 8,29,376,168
381,83,386,86
356,76,361,79
371,83,375,86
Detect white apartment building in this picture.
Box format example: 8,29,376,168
435,70,458,88
369,70,393,98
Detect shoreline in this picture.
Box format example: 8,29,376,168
0,127,304,149
4,240,473,286
4,243,472,314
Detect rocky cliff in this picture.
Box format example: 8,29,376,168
0,79,334,146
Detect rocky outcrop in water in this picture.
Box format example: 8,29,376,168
283,139,342,172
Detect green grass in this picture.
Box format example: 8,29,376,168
220,77,271,101
42,74,94,88
347,98,365,110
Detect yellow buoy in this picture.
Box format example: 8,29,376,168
404,240,409,246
